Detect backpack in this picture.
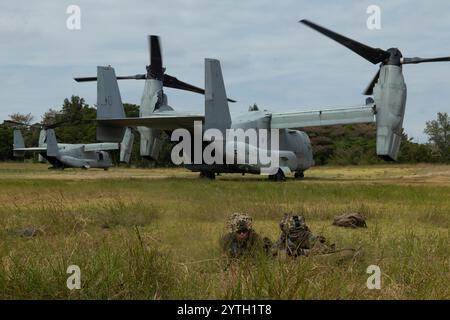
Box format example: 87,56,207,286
333,213,367,228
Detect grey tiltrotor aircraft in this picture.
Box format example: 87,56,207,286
12,125,134,170
75,36,235,162
75,21,450,180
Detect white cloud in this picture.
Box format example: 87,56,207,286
1,0,450,141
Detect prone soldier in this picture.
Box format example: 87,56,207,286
272,214,335,257
220,212,272,258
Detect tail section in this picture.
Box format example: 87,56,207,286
204,59,232,134
45,129,59,157
38,129,46,147
38,129,46,162
96,66,126,142
13,130,25,157
138,79,164,159
138,79,166,159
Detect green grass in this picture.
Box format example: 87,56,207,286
0,163,449,299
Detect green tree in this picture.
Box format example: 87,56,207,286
3,113,39,160
424,112,450,162
41,109,61,126
304,124,380,165
8,112,34,125
50,96,97,144
0,124,14,161
398,130,433,163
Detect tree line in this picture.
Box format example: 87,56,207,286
1,95,449,165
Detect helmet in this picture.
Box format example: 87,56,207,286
279,214,307,236
227,212,253,233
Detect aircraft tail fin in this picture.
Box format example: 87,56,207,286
13,130,25,157
46,129,59,157
38,129,46,147
37,129,46,162
204,59,232,134
96,66,126,142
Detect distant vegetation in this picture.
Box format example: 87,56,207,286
0,95,449,165
303,124,436,165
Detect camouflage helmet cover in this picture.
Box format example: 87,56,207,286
279,214,307,234
227,212,253,232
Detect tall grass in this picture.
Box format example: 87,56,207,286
0,164,448,299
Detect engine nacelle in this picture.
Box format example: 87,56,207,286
138,127,162,160
373,65,407,161
120,127,134,163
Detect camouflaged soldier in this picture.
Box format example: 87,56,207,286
273,214,335,257
220,212,271,258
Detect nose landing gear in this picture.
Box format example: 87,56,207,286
295,171,304,180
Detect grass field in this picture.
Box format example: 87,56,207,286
0,162,448,299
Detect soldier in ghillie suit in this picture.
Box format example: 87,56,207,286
220,212,272,258
272,214,336,257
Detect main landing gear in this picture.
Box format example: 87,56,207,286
268,168,286,182
295,171,304,180
200,171,216,180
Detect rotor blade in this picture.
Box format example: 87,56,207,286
5,120,47,129
4,120,30,126
363,69,381,95
117,75,146,80
164,74,236,103
73,76,98,82
402,56,450,64
5,119,65,129
44,119,71,129
74,73,236,102
74,74,146,82
300,19,390,64
163,74,203,93
148,35,164,79
45,118,94,129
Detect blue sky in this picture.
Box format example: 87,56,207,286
1,0,450,142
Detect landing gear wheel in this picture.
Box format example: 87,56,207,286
295,171,304,180
200,171,216,180
49,165,64,170
269,168,286,182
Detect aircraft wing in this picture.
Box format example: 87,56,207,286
83,143,119,152
97,113,204,131
271,104,376,129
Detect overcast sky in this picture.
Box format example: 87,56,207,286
1,0,450,142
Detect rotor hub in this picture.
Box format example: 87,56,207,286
384,48,403,66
